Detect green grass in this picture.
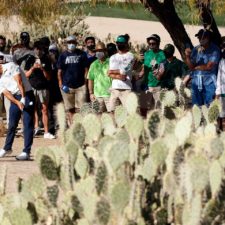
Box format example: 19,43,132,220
69,2,225,27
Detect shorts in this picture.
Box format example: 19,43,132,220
219,96,225,118
139,86,161,110
61,85,86,111
96,97,110,112
33,89,49,104
108,89,131,112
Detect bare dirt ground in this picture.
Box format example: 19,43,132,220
0,132,61,194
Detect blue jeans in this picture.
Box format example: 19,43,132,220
4,91,35,154
192,81,216,107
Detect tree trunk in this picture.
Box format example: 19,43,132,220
139,0,192,60
198,0,221,46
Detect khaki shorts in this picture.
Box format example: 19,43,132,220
108,89,131,112
96,97,110,112
139,86,161,110
33,89,49,104
61,85,86,111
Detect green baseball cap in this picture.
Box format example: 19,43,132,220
116,35,127,43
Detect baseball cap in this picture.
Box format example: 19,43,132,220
66,35,76,42
49,44,58,51
195,29,211,38
20,32,30,40
147,34,161,43
163,44,175,54
116,35,127,43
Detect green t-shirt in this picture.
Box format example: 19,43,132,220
160,57,189,90
88,58,112,97
144,49,166,87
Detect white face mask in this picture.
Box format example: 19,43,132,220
96,51,105,60
67,44,76,51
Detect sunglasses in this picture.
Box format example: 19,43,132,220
149,42,157,46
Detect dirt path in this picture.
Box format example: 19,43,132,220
0,134,61,194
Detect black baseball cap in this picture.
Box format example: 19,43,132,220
195,29,211,39
147,34,161,43
20,32,30,40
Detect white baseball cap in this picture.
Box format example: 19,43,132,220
66,35,76,42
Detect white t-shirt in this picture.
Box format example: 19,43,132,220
109,52,134,90
0,51,13,63
0,62,32,95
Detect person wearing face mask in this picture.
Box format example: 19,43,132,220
108,34,134,112
87,42,112,112
138,34,165,117
185,29,220,107
216,37,225,130
160,44,189,90
84,36,97,68
57,35,88,126
24,41,54,139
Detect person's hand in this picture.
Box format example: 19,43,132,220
185,48,192,57
32,63,41,70
17,101,24,111
216,95,220,99
90,93,96,101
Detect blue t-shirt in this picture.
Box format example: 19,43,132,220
57,50,88,88
190,43,220,86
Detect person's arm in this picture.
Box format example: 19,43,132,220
108,70,126,80
13,73,25,98
194,61,216,71
57,69,63,88
185,48,195,70
215,61,222,98
2,90,24,111
88,79,95,101
84,67,89,80
40,65,51,80
25,64,36,78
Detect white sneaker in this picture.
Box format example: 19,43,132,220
16,152,30,160
0,149,12,158
44,133,56,139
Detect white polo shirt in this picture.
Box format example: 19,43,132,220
0,62,32,95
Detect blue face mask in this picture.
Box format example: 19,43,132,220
67,44,76,51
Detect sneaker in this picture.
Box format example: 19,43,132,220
0,149,12,158
16,152,30,160
44,133,56,139
17,128,24,135
34,127,41,137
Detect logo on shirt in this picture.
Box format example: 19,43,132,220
65,56,81,64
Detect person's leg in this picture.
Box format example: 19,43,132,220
108,89,120,112
3,96,10,127
61,89,76,126
3,99,21,151
75,85,86,112
22,92,35,154
119,90,132,107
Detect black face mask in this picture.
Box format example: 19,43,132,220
117,44,127,51
0,46,5,52
87,45,95,51
164,51,173,59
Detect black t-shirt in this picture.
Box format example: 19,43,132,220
57,50,88,89
24,55,51,90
